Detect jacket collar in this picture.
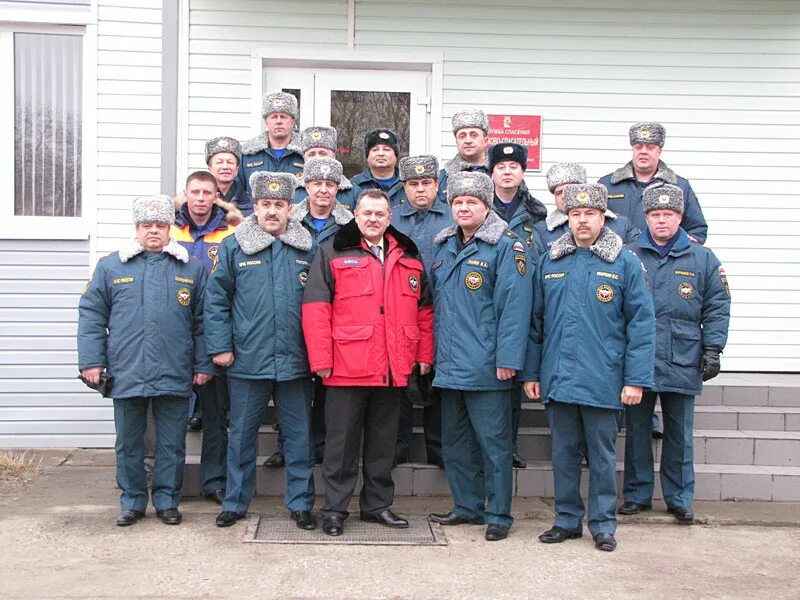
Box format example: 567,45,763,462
639,226,692,256
332,220,419,255
240,131,302,157
395,198,449,218
174,204,228,232
549,226,623,263
233,214,313,255
504,185,547,222
443,152,489,176
544,208,619,232
118,238,189,263
290,198,353,226
609,160,678,185
433,210,507,246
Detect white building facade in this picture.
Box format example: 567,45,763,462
1,0,798,446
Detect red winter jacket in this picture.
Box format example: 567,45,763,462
302,220,434,387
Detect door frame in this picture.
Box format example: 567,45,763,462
249,47,444,159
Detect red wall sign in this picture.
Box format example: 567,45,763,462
487,114,542,171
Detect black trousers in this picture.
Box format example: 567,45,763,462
321,386,400,519
395,391,442,462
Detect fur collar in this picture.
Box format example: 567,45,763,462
544,209,618,232
118,238,189,263
609,160,678,185
294,174,354,192
433,210,508,246
548,226,623,263
443,152,489,176
233,214,313,255
241,131,302,157
332,220,419,255
290,198,353,226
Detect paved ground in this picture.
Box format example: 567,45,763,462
1,449,799,600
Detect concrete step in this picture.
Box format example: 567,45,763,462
696,374,800,407
181,458,800,502
187,426,800,467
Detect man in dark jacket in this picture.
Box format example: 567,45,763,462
438,109,491,194
489,142,547,469
390,155,453,468
204,172,317,530
302,189,435,537
428,172,532,542
206,136,253,217
620,184,730,524
351,128,406,206
238,92,304,196
598,122,708,243
78,195,213,527
522,183,655,552
171,171,236,505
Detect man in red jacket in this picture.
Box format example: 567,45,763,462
302,189,435,537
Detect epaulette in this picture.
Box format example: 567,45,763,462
504,230,519,239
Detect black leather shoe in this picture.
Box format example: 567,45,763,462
361,509,409,529
651,427,664,440
291,510,318,530
156,508,182,525
187,416,202,432
116,509,145,527
216,511,245,527
617,501,652,515
594,532,617,552
428,511,483,526
538,525,582,543
512,453,527,469
262,452,285,468
668,505,694,525
204,489,225,505
322,515,343,536
485,523,509,541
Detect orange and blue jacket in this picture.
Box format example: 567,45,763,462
171,205,236,273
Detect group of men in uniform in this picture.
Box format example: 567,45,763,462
77,91,730,551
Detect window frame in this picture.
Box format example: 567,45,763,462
0,21,96,240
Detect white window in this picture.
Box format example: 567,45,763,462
0,24,92,239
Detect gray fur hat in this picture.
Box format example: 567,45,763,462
447,171,493,207
261,92,298,120
629,122,666,148
205,136,241,165
546,162,587,193
301,126,337,153
249,171,295,201
452,109,489,134
399,155,439,181
562,183,608,212
643,183,684,214
132,195,175,225
303,157,343,185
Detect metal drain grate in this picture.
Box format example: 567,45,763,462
244,515,447,546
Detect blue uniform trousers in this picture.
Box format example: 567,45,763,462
441,389,514,528
546,401,619,536
113,396,186,512
224,376,314,514
275,376,326,462
510,384,523,455
198,373,229,495
623,390,695,508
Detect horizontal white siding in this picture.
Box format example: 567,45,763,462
185,0,800,372
95,0,162,255
0,240,113,447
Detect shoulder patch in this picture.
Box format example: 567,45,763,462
512,240,526,253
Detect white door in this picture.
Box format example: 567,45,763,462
263,67,430,177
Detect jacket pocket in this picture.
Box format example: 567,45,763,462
670,318,702,368
332,325,376,378
332,259,374,300
401,325,421,373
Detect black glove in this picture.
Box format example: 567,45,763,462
701,348,721,382
78,371,114,398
